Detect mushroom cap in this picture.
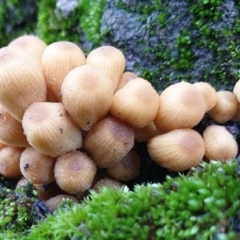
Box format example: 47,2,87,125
203,125,238,161
8,35,47,62
193,82,217,112
0,46,47,121
110,78,160,128
208,91,238,123
116,71,138,91
154,82,206,132
0,103,29,147
22,102,82,158
20,147,56,184
107,150,141,181
84,116,135,168
54,151,97,194
147,128,205,172
42,41,86,101
61,65,114,131
0,146,24,178
233,79,240,102
92,178,123,193
86,45,126,91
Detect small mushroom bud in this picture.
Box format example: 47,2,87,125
84,116,135,168
54,151,97,194
110,78,160,128
107,150,141,181
92,178,123,193
0,146,24,178
208,91,238,123
147,129,205,172
44,194,79,212
8,35,47,62
193,82,217,112
0,46,47,121
203,125,238,161
61,65,114,131
0,103,29,147
86,46,126,91
20,147,56,184
154,82,206,132
116,71,138,91
22,102,82,158
42,41,86,101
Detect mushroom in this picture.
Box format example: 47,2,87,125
116,71,138,91
92,178,123,193
107,149,141,181
193,82,217,112
22,102,82,158
110,78,160,128
86,45,126,91
203,125,238,161
0,103,29,147
208,91,238,123
0,146,24,178
61,65,114,131
0,46,47,121
8,35,47,62
84,116,135,168
154,81,206,132
54,151,97,194
41,41,86,101
233,79,240,102
147,128,205,172
20,147,56,184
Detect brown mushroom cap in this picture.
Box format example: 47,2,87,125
0,103,29,147
147,128,205,172
0,146,24,178
54,151,97,194
116,71,138,91
84,116,135,168
61,65,114,131
154,82,206,132
44,194,79,212
208,91,238,123
193,82,217,112
20,147,56,184
8,35,47,62
107,150,141,181
203,125,238,161
110,78,160,128
0,46,47,121
86,46,126,91
92,178,123,193
233,79,240,102
42,41,86,101
22,102,82,158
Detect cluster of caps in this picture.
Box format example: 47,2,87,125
0,35,238,209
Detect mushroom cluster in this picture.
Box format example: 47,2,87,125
0,35,239,203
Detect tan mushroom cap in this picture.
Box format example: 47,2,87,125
116,71,138,91
110,78,160,128
154,82,206,132
42,41,86,101
61,65,114,131
0,146,24,178
107,150,141,181
86,45,126,91
20,147,56,184
147,128,205,172
193,82,217,112
0,103,29,147
9,35,47,62
92,178,123,193
0,46,47,121
84,116,135,168
233,79,240,102
208,91,238,123
22,102,82,158
203,125,238,161
54,151,97,194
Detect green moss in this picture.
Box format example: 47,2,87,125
27,160,240,240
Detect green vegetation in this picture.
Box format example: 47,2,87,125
27,160,240,240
